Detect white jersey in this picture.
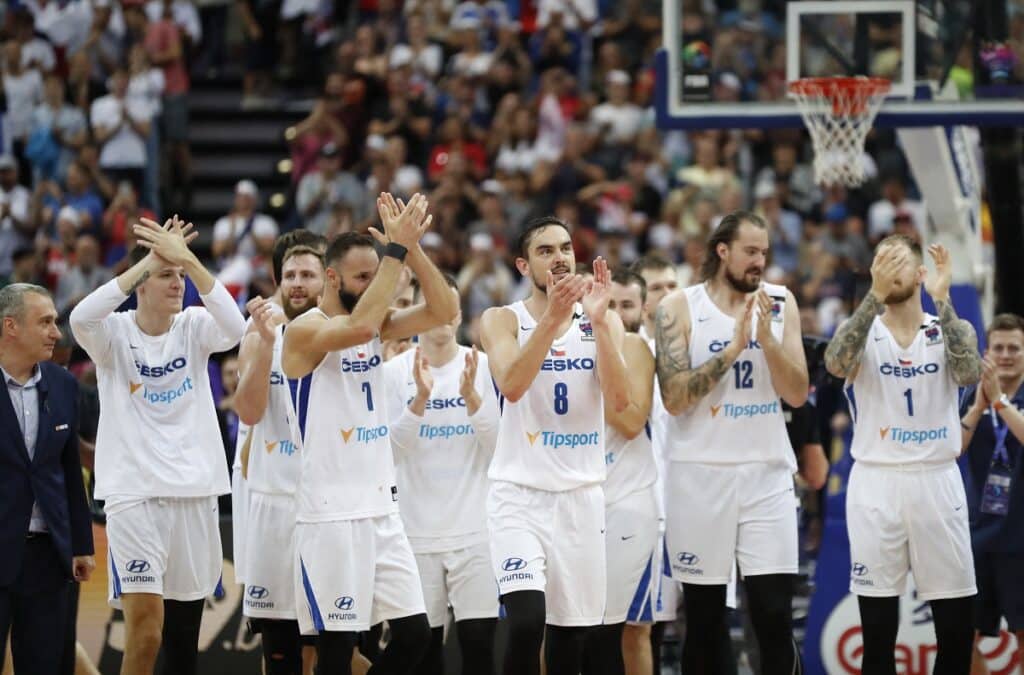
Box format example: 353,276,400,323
488,301,605,491
294,309,397,522
640,328,670,522
845,314,961,465
247,325,303,495
69,279,246,502
604,336,657,505
383,346,499,552
663,283,796,470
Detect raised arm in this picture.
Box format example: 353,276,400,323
234,297,283,426
480,273,587,403
655,291,751,416
605,332,654,439
756,289,808,407
926,244,982,386
824,245,905,380
375,194,459,341
585,258,628,413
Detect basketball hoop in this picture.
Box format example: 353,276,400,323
788,77,891,187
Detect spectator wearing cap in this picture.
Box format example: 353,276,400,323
449,16,494,79
296,143,372,235
2,42,44,182
390,12,443,81
28,74,88,185
212,180,278,270
89,65,153,200
753,178,800,276
43,207,82,290
55,234,111,318
457,230,513,332
450,0,511,49
867,174,926,245
588,70,644,148
144,0,192,210
0,157,33,280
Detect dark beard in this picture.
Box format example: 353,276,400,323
338,288,360,313
725,267,760,293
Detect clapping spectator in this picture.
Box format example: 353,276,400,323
754,178,801,277
588,69,644,149
102,181,155,268
28,74,88,184
457,230,513,328
2,41,44,183
390,11,444,81
90,65,153,199
212,179,279,298
296,143,372,234
55,234,112,317
10,10,56,74
449,17,493,79
127,44,165,212
42,206,82,289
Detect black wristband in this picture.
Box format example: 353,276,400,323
383,242,408,262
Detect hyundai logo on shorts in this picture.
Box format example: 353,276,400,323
851,563,869,577
248,586,269,599
502,557,527,571
335,596,355,611
677,552,699,566
126,559,151,574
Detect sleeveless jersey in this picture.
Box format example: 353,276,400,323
247,325,305,495
294,309,397,522
488,301,606,491
664,283,796,470
845,314,961,465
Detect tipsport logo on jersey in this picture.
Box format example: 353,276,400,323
339,425,389,444
129,356,194,405
709,401,779,419
525,430,600,449
878,425,950,445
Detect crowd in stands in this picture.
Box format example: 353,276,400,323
0,0,998,527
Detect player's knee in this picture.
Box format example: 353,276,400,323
128,621,163,659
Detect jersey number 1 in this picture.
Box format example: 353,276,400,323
362,381,374,411
903,388,914,416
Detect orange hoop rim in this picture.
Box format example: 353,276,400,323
787,76,892,98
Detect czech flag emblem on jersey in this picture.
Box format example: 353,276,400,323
550,347,566,357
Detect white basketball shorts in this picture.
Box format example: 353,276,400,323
414,540,499,628
106,496,222,607
294,512,426,634
605,487,660,624
665,462,798,583
244,492,298,620
847,461,976,600
487,480,606,627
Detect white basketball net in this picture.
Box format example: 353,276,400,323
789,77,891,187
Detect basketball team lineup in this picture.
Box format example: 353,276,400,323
59,188,988,675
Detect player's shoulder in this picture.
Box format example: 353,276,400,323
623,332,654,361
480,303,519,335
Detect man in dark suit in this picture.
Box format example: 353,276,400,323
0,283,95,674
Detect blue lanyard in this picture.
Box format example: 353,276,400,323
990,406,1011,465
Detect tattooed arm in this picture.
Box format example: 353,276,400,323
924,244,982,386
823,293,883,381
934,299,982,385
655,290,751,416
